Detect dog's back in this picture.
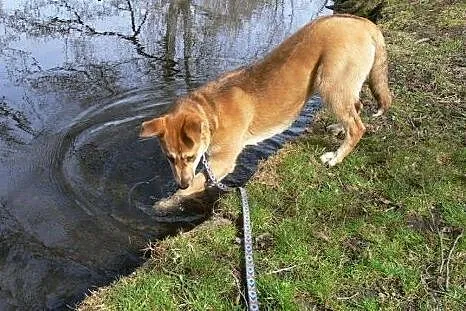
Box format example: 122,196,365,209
218,14,392,148
186,15,392,154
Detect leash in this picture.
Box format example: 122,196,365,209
201,154,259,311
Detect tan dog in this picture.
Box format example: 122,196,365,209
140,14,391,198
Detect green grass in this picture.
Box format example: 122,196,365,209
80,1,465,310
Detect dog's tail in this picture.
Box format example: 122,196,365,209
369,29,392,117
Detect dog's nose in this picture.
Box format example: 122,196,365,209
179,183,189,190
179,175,192,190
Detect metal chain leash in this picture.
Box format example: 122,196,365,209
201,154,259,311
201,154,231,191
239,186,259,311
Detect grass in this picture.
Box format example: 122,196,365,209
79,1,465,310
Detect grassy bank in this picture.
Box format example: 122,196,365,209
80,1,465,310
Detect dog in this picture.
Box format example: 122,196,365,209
140,14,392,199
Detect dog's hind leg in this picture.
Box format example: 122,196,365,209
326,100,363,136
318,44,373,166
320,104,366,166
320,86,366,167
326,123,345,136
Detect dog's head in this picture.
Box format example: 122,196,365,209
140,108,209,189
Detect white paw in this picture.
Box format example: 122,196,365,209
320,151,335,164
326,123,345,136
327,157,339,167
320,151,341,167
372,109,384,118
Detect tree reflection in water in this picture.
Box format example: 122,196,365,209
1,0,321,147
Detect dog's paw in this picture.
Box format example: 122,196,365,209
320,151,339,167
153,195,183,210
326,123,345,136
372,109,384,118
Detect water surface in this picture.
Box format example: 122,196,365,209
0,0,332,309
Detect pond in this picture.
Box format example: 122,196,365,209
0,0,332,309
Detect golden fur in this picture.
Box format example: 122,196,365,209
140,14,392,198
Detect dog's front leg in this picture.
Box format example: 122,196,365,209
205,147,242,183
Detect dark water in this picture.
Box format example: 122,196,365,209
0,0,332,309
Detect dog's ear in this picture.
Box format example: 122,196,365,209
181,116,202,148
140,117,166,138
